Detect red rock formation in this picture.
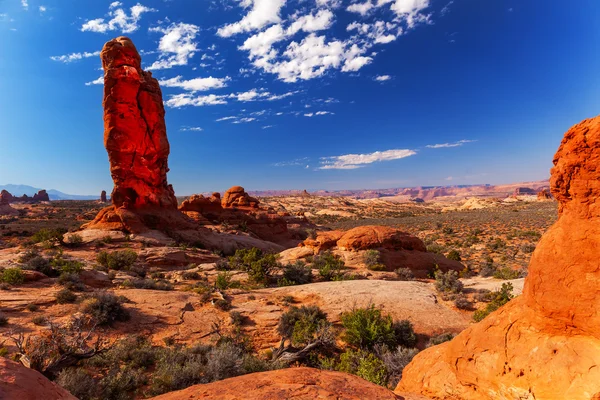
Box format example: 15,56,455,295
102,37,177,209
0,190,48,203
398,115,600,399
0,357,76,400
100,190,107,203
32,190,49,202
537,188,552,200
0,190,13,204
148,367,412,400
179,193,222,214
300,226,463,277
222,186,259,208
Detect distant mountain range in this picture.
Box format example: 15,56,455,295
0,184,99,201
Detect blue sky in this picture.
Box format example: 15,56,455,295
0,0,599,195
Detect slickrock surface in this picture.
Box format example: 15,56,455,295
149,367,429,400
0,358,76,400
398,115,600,399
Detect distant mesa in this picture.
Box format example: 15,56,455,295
398,115,600,399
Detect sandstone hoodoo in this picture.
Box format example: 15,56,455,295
0,189,49,203
221,185,260,208
398,115,600,399
100,190,107,203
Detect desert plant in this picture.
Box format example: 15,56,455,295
394,268,414,281
312,251,344,281
0,312,8,326
363,250,386,271
427,332,455,347
376,345,419,387
473,283,514,322
454,294,471,310
80,291,129,325
493,267,523,280
215,272,233,290
281,261,313,285
96,250,137,271
278,305,329,346
2,268,25,285
446,250,461,261
55,289,77,304
338,349,387,386
341,305,415,350
434,270,463,294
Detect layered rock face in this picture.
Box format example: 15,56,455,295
398,116,600,399
101,37,177,209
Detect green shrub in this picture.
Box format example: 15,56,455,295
278,305,329,346
31,228,65,244
124,278,173,291
427,333,455,347
214,298,232,311
66,234,83,247
312,251,344,281
96,250,138,270
493,267,522,280
32,316,47,326
454,294,471,310
341,305,415,350
56,368,97,399
228,248,280,284
394,268,414,281
363,250,386,271
80,291,129,325
281,261,312,285
376,345,419,387
2,268,25,285
51,257,84,275
338,349,387,386
55,288,77,304
434,270,463,294
446,250,461,261
22,255,55,276
473,283,514,322
215,272,233,290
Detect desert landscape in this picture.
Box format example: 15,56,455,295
1,1,598,399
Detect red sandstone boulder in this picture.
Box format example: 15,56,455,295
148,367,407,400
398,115,600,399
536,188,552,200
336,226,427,252
222,186,259,208
0,358,76,400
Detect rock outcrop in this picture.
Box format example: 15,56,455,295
222,186,259,208
294,226,464,277
537,188,552,200
0,190,18,215
0,189,49,203
0,358,76,400
100,190,107,203
149,367,415,400
398,115,600,399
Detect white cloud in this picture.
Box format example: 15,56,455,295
216,116,238,121
217,0,286,37
347,1,374,16
148,23,199,70
272,157,310,167
39,6,47,13
50,51,100,63
375,74,391,81
180,126,203,132
165,93,228,108
158,76,229,92
233,117,257,124
81,2,156,34
319,149,416,169
262,125,274,129
21,0,28,10
304,113,314,117
85,77,104,86
315,111,334,115
110,1,122,8
426,139,476,149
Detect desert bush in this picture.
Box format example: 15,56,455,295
487,238,507,251
338,349,387,386
312,251,344,281
80,291,129,325
453,294,471,310
56,368,98,399
26,303,39,312
426,243,445,254
363,250,386,271
230,311,244,326
473,283,514,322
181,271,201,280
394,268,414,281
214,298,232,311
55,288,77,304
96,250,137,271
228,248,280,284
442,227,454,235
66,234,83,247
278,305,329,346
31,228,65,245
58,273,86,291
215,259,231,271
521,243,536,253
427,332,455,347
32,315,47,326
0,312,8,326
341,305,415,350
434,270,463,294
0,283,10,291
376,345,419,387
281,261,312,286
123,278,173,291
51,256,84,275
18,248,41,263
22,255,56,276
446,250,461,261
215,272,233,290
1,268,25,285
493,267,523,280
